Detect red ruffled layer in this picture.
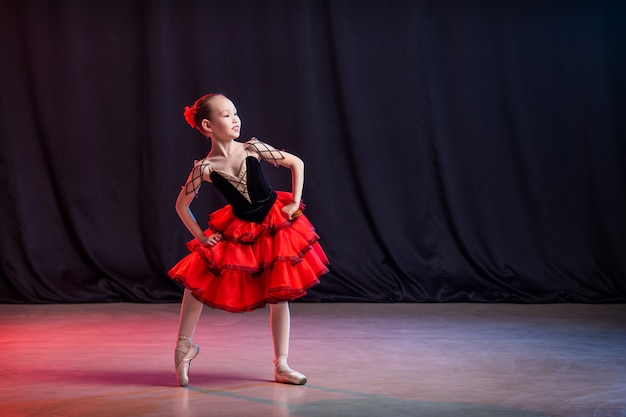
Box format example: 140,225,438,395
168,191,329,313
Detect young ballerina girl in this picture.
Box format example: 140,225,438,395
168,93,329,387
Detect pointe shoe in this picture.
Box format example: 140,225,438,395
275,364,308,385
175,343,200,387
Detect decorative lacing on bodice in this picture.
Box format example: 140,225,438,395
210,157,252,203
182,138,285,203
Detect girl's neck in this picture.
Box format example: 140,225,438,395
208,137,238,158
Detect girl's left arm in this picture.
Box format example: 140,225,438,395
247,138,304,218
277,152,304,218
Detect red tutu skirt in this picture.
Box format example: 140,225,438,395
168,191,329,313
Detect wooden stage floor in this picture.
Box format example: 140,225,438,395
1,302,625,416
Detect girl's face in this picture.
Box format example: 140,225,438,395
205,96,241,140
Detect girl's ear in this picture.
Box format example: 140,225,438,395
201,119,212,133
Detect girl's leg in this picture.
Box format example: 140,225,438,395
175,289,203,387
270,302,307,385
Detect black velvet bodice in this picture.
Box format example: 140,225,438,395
210,156,277,224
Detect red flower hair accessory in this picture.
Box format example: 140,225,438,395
183,105,196,129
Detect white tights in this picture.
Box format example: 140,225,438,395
176,290,204,339
176,289,292,365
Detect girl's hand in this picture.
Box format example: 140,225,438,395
282,201,303,220
202,233,222,246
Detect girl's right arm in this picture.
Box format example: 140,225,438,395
175,162,221,246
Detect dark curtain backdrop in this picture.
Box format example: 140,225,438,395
1,0,625,304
